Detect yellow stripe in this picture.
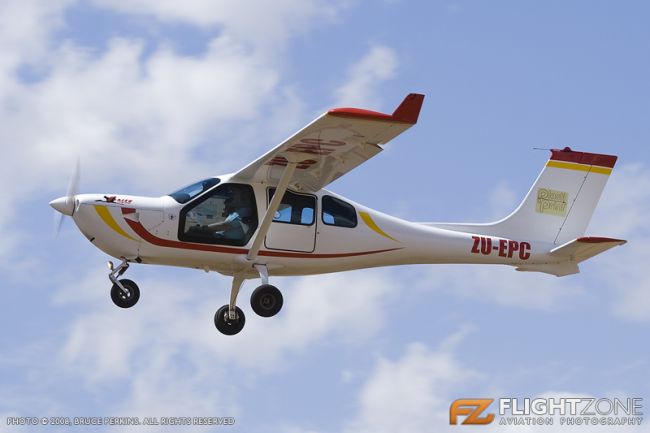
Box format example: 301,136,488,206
590,165,613,175
359,211,398,242
546,160,612,175
94,205,136,241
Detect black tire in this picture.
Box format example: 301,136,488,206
214,305,246,335
110,279,140,308
250,284,283,318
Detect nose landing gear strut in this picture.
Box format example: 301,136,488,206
108,258,140,308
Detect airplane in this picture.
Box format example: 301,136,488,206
50,93,626,335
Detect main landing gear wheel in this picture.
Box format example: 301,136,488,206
110,278,140,308
214,305,246,335
250,284,283,318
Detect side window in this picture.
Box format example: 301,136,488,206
268,188,315,226
179,183,258,246
322,195,357,228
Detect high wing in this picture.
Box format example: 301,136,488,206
231,93,425,192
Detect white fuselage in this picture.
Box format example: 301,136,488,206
71,174,555,280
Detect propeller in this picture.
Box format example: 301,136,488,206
51,159,80,237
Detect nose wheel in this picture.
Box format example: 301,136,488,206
107,259,140,308
110,278,140,308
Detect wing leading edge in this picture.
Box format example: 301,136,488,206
231,93,425,192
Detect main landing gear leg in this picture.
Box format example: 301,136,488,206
214,275,246,336
108,258,140,308
250,264,283,318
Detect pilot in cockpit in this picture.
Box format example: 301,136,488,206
188,184,251,240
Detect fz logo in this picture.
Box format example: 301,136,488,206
449,399,495,425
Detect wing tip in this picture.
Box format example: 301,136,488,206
392,93,425,123
328,92,425,124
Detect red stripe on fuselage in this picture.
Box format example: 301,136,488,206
121,209,401,259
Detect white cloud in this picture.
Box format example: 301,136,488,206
487,180,519,220
90,0,343,57
334,45,398,108
0,0,72,257
586,164,650,321
419,263,586,310
43,267,399,422
0,0,71,74
58,269,398,379
588,164,650,239
291,334,647,433
1,267,399,428
21,270,390,426
5,35,278,188
344,341,478,433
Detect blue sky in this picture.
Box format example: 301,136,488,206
1,1,649,432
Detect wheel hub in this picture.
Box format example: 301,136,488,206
260,293,276,309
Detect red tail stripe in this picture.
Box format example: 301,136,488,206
550,147,617,168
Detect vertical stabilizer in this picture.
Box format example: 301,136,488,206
429,148,618,245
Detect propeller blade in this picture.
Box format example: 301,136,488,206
66,158,80,211
67,158,80,197
54,210,64,238
53,158,81,238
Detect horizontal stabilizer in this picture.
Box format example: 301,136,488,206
549,236,627,262
515,237,626,277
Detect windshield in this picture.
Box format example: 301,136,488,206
168,178,220,203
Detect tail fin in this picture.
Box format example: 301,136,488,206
432,147,618,245
490,147,617,244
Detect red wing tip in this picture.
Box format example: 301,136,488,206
550,147,618,168
577,236,627,244
328,93,425,124
328,107,395,121
392,93,425,123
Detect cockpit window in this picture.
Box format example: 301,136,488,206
168,178,220,203
179,183,258,247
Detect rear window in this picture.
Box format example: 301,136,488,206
322,195,357,228
269,188,316,226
